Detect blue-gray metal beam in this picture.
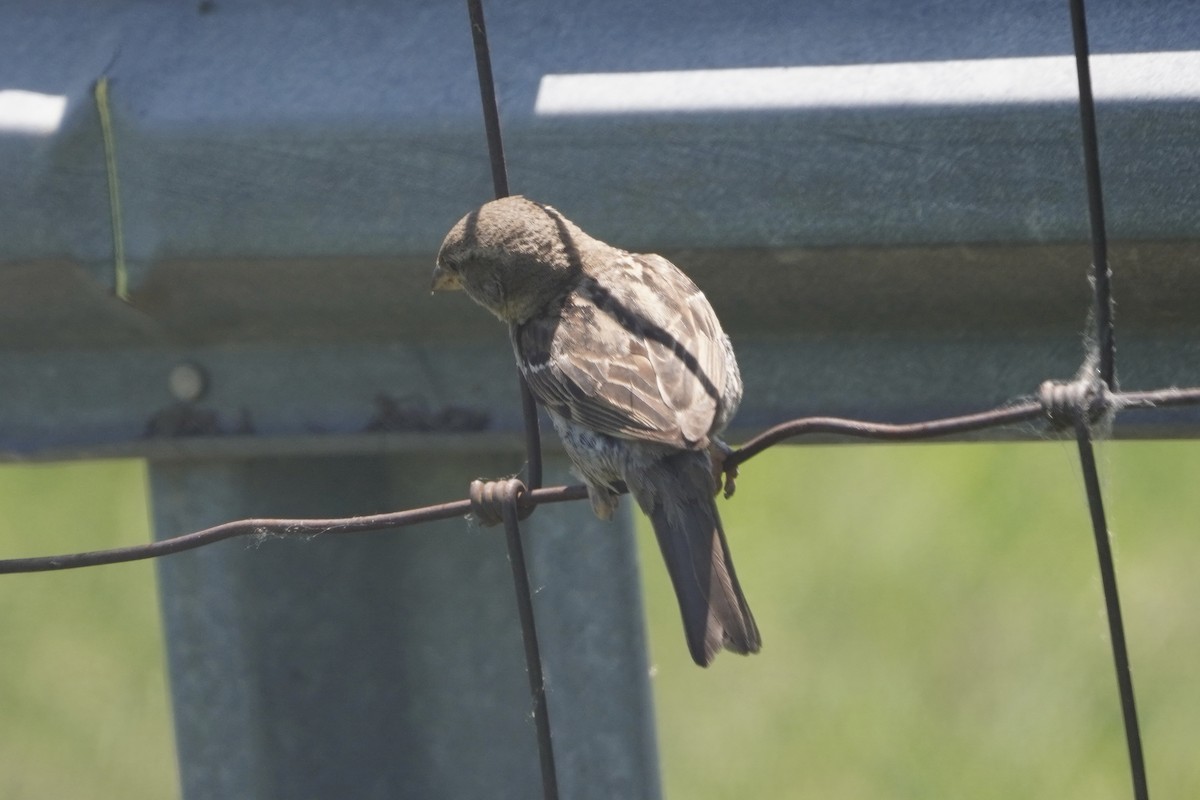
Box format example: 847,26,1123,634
3,1,1199,261
2,1,1199,457
151,452,660,800
3,315,1200,464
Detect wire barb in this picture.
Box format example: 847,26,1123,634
470,477,534,526
1037,377,1109,429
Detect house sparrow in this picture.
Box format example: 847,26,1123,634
433,196,760,667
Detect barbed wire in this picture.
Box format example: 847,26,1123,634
2,1,1191,799
0,386,1153,575
2,382,1197,577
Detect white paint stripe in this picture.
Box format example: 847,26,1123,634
535,51,1200,115
0,89,68,134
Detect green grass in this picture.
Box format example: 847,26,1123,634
1,443,1197,798
639,441,1200,799
0,461,175,800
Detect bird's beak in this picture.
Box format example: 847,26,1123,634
430,263,463,293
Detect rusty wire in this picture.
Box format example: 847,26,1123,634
0,1,1193,799
3,384,1199,577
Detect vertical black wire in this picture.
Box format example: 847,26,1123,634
466,0,510,199
1068,0,1115,389
517,380,544,490
1073,420,1149,800
500,485,560,800
465,7,554,798
1067,3,1145,796
466,0,543,490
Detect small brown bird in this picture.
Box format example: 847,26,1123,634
433,196,760,666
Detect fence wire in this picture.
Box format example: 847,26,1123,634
2,2,1195,799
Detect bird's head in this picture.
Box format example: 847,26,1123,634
433,196,586,323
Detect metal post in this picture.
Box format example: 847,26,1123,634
150,452,661,800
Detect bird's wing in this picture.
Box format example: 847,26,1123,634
513,253,727,448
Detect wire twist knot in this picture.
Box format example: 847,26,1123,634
1038,377,1109,428
469,478,532,526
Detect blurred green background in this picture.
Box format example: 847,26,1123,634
1,442,1197,798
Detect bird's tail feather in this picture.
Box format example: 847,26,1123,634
632,449,760,667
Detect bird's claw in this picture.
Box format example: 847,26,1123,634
587,484,619,520
710,440,739,499
721,463,739,499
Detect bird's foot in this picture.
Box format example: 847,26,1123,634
710,439,739,499
587,484,620,520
